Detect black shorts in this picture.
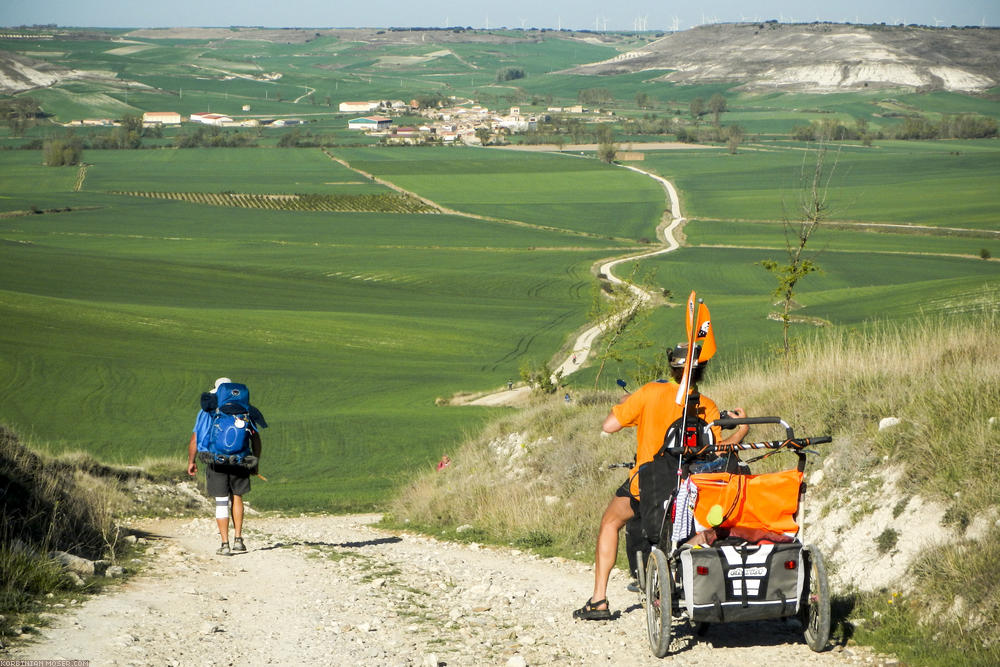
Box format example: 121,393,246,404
206,464,251,497
615,479,641,515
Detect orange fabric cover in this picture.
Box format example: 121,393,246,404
690,469,803,534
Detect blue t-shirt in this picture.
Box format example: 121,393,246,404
193,410,212,451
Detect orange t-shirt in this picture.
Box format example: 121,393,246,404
612,380,721,498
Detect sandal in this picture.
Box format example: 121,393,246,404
572,597,612,621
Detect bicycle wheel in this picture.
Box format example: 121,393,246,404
645,547,673,657
801,545,831,652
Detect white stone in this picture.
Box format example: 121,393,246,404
878,417,901,431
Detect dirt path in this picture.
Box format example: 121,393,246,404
11,514,874,666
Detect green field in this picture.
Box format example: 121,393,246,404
0,147,630,510
334,146,667,240
82,148,385,195
626,141,1000,230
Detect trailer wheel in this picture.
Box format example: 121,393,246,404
801,545,831,651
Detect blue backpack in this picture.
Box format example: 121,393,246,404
204,382,255,465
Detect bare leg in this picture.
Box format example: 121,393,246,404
590,495,635,608
232,494,244,538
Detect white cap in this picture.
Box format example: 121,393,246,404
210,377,232,394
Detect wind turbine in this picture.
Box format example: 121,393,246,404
671,16,680,32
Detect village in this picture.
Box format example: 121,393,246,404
64,97,608,145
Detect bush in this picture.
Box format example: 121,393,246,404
497,67,526,82
42,136,82,166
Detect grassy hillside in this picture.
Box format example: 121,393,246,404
388,315,1000,666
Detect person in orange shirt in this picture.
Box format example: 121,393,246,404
573,343,749,621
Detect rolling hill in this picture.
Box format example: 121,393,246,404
563,23,1000,93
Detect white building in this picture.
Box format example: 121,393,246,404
339,101,379,113
189,112,233,126
142,111,182,125
348,116,392,131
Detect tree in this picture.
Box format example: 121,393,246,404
708,93,727,125
121,114,143,134
4,96,42,137
726,124,744,154
520,359,559,394
689,97,705,121
579,88,614,105
42,133,83,166
597,140,617,163
635,91,651,109
475,126,491,145
759,144,839,368
589,264,670,388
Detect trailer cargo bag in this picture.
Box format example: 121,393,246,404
679,542,804,622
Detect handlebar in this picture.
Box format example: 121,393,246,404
710,416,794,439
710,435,831,453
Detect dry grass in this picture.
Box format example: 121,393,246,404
388,314,1000,659
0,427,143,636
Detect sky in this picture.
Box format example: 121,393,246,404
1,0,997,32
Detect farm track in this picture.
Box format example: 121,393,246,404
74,164,87,192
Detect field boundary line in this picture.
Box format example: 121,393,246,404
695,217,1000,239
698,243,998,261
320,149,620,241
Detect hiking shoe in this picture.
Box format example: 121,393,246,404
217,542,231,556
232,537,246,553
627,579,641,593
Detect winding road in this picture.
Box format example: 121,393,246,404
466,163,686,406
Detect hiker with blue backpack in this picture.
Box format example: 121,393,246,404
186,377,267,556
